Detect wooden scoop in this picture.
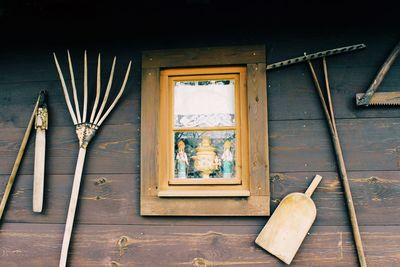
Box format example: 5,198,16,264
255,174,322,265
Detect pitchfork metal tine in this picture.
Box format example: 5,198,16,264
93,56,116,125
90,53,101,123
67,50,82,124
53,53,78,125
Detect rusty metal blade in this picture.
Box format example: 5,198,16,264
356,92,400,106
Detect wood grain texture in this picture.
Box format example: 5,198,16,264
0,223,399,267
0,124,139,175
0,61,140,128
140,68,160,202
33,129,46,212
2,118,400,175
0,33,399,266
269,118,400,172
0,96,38,220
142,45,266,68
1,171,399,226
247,63,269,197
2,64,400,129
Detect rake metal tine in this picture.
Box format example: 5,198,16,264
82,50,88,122
93,56,116,125
67,50,82,124
90,53,101,123
97,61,132,126
53,53,78,125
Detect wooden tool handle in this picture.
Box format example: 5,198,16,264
333,135,368,267
305,175,322,198
0,96,40,220
357,40,400,106
307,59,367,267
59,148,87,267
33,129,46,213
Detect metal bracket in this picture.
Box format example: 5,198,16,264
75,123,98,149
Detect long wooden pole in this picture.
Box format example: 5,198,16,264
307,58,367,267
0,95,40,220
59,147,87,267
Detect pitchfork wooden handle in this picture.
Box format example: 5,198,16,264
305,175,322,198
59,148,87,267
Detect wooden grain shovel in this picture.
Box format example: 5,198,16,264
255,174,322,265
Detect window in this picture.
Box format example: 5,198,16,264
159,67,249,195
141,45,269,216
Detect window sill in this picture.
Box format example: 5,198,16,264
158,189,250,197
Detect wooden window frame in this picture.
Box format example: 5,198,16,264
141,45,269,216
159,67,248,195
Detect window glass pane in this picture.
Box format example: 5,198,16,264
174,131,236,179
174,80,235,128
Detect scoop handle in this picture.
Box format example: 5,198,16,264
305,175,322,198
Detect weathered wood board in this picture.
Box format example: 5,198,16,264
1,224,400,266
0,30,399,266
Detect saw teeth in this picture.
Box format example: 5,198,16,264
370,102,400,106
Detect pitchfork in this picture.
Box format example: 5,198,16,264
53,50,131,267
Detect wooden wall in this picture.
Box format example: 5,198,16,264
0,30,399,266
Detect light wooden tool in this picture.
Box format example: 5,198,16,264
255,174,322,265
0,93,41,220
307,57,367,267
53,51,131,267
33,90,48,212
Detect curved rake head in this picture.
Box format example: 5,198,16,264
53,51,132,148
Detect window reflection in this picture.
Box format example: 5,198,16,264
174,80,235,128
174,131,236,178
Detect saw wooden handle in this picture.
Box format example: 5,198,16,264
59,148,87,267
357,40,400,106
305,175,322,198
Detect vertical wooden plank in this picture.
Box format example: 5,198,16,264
247,63,269,197
141,68,160,213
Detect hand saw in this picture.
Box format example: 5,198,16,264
356,40,400,106
33,90,48,212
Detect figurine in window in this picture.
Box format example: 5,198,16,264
221,140,234,178
213,154,221,172
176,140,189,178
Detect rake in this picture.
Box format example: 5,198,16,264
53,50,131,267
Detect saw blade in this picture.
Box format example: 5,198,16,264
356,92,400,106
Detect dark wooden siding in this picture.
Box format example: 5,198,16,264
0,30,400,266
